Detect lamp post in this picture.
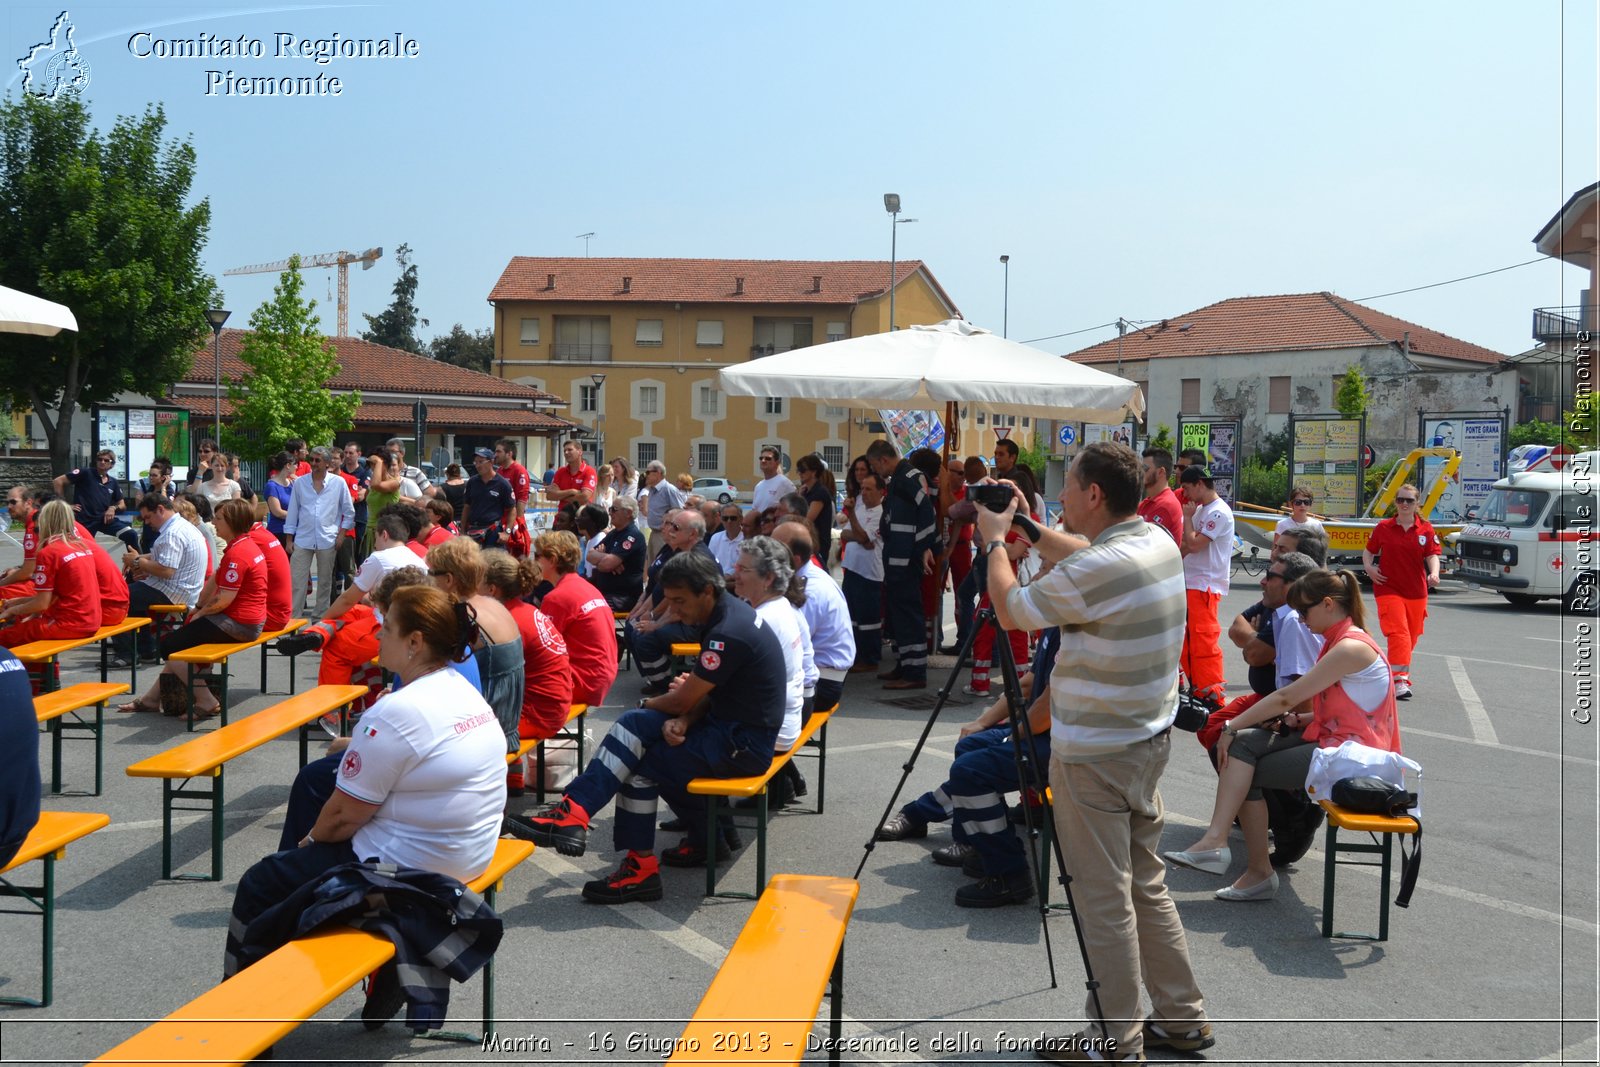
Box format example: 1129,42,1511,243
590,371,606,466
883,194,918,333
999,255,1010,339
204,308,230,446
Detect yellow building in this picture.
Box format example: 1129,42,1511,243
487,257,959,484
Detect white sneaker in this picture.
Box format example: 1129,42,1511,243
1394,680,1413,701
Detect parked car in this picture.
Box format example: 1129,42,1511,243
692,477,742,504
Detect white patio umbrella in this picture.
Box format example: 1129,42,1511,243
0,284,77,335
718,318,1143,425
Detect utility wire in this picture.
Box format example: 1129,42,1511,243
1020,321,1120,345
1356,256,1551,301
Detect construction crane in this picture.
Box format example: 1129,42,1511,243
224,247,384,337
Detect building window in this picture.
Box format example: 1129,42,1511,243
519,317,539,345
636,442,658,469
697,443,720,472
1269,376,1291,414
695,320,724,347
635,319,663,346
821,403,847,419
553,315,611,362
822,445,845,471
765,396,784,416
1021,416,1031,428
1180,378,1201,414
579,384,597,413
699,386,719,416
977,411,986,425
826,321,846,343
638,385,659,417
752,318,814,355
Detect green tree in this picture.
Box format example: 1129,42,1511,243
428,323,493,374
361,242,426,353
1509,408,1600,451
1335,366,1369,418
1149,423,1175,453
0,96,218,470
224,258,359,461
1016,432,1049,481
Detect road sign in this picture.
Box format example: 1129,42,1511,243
994,426,1012,442
1058,424,1076,446
1362,444,1375,469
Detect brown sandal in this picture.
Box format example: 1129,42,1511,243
116,699,161,714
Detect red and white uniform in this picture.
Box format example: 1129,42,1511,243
552,462,597,502
0,537,102,646
215,536,268,628
87,539,129,626
247,523,293,631
499,460,532,505
538,571,619,705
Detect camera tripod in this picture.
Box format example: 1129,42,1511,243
855,539,1107,1033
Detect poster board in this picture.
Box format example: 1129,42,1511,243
1177,418,1241,507
1082,420,1139,450
1418,412,1505,522
1289,414,1365,517
94,405,191,483
878,409,945,456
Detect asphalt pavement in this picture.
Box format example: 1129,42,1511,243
0,534,1595,1065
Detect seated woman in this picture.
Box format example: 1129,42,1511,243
227,584,507,1025
117,499,267,717
0,500,103,646
425,536,524,755
481,548,573,797
1164,568,1402,901
532,530,618,706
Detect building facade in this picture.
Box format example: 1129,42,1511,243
487,257,959,486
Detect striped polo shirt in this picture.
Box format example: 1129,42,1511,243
1004,516,1185,763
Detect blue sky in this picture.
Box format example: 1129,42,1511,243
5,0,1596,359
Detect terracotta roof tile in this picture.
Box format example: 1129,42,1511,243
487,256,961,315
177,330,563,404
1067,292,1506,366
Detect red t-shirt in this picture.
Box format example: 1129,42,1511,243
1138,487,1184,545
33,538,102,633
552,463,598,501
247,523,293,630
20,514,36,562
506,598,574,740
1364,517,1441,600
538,571,619,705
216,536,268,626
336,469,366,537
87,539,129,619
499,461,532,504
422,526,454,550
405,540,428,559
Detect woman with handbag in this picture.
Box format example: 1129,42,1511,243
1164,568,1401,901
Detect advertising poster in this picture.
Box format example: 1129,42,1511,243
1292,420,1328,512
878,409,945,457
1420,415,1503,522
94,408,128,481
1083,422,1136,448
1179,419,1240,507
155,410,192,474
1323,419,1361,516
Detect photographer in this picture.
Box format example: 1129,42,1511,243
978,442,1212,1063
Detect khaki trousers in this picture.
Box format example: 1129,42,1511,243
1049,734,1207,1057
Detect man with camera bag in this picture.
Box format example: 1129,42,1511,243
980,442,1212,1063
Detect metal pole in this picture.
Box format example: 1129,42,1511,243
1000,255,1010,338
888,212,897,333
212,327,222,445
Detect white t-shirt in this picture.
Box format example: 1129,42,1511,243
354,544,423,593
842,500,883,581
754,598,806,749
751,473,796,514
338,668,507,882
1183,498,1234,594
398,477,424,501
709,529,743,575
1272,604,1324,690
1275,515,1326,534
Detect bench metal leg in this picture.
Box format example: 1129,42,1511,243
815,720,827,814
48,705,105,796
161,769,225,882
0,854,56,1007
828,941,844,1064
48,717,63,794
1321,822,1395,941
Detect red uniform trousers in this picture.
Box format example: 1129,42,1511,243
1181,588,1226,701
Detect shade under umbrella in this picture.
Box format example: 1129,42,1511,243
719,318,1143,425
0,284,77,336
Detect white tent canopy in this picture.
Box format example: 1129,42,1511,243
0,284,77,336
718,318,1143,425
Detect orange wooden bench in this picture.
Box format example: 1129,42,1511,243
1319,799,1420,941
13,616,152,693
165,618,308,730
35,681,129,795
0,811,111,1007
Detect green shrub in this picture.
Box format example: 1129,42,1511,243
1238,455,1287,509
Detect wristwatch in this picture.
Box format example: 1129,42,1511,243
986,539,1006,555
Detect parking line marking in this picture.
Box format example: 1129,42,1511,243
1417,650,1562,673
1400,725,1597,766
1445,655,1500,745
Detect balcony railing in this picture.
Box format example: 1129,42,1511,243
551,343,613,363
1532,305,1595,344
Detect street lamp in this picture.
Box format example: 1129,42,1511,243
883,194,917,333
999,255,1010,339
204,307,230,446
590,372,606,465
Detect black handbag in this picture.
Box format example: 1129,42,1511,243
1331,776,1422,908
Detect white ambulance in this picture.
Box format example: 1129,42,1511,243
1455,452,1599,611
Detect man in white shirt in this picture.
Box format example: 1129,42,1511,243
385,437,438,499
707,503,744,577
111,495,208,663
750,445,795,514
1178,465,1233,704
285,446,355,618
839,471,885,672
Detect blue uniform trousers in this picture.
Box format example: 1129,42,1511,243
841,569,882,667
901,724,1051,877
625,620,701,685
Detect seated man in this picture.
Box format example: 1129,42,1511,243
586,495,647,611
273,508,424,713
625,509,715,697
875,627,1060,908
505,552,786,905
112,494,209,665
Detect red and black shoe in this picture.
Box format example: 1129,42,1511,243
581,852,663,904
506,767,525,798
503,796,589,856
360,961,406,1030
659,835,733,868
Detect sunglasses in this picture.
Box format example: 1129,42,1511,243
428,569,446,577
722,515,741,521
1291,498,1311,505
1264,570,1289,581
1395,496,1418,504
